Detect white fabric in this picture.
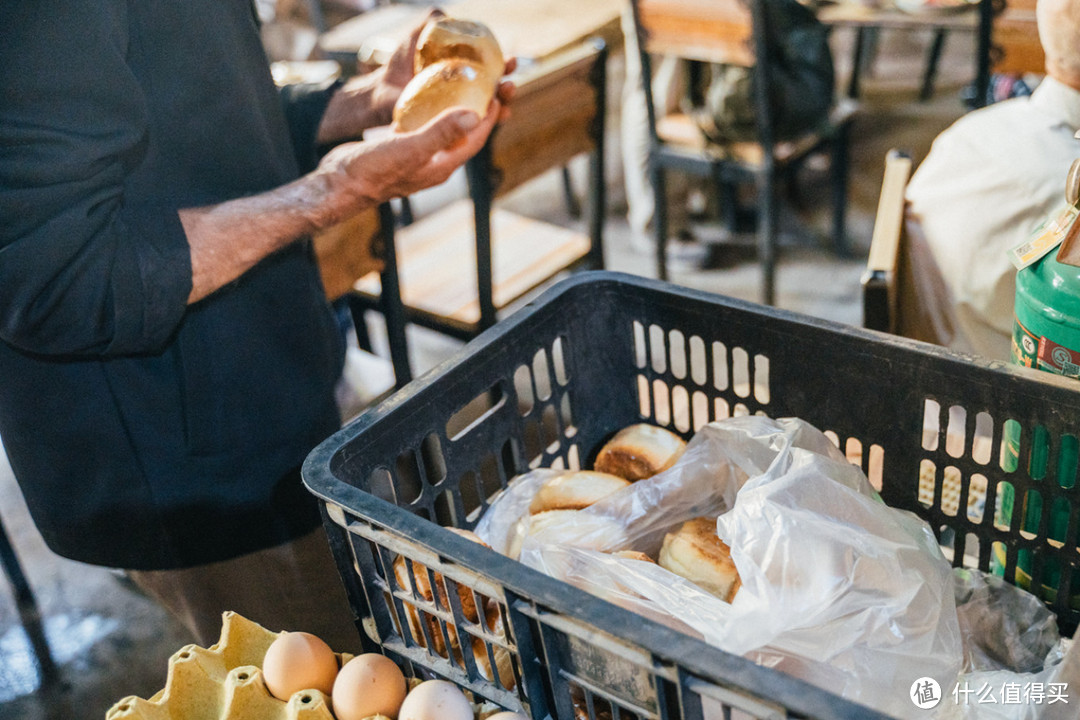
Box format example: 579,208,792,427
620,5,689,239
905,77,1080,360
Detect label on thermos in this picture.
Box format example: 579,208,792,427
1011,317,1080,377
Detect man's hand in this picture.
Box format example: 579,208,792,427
316,9,444,145
317,100,501,214
317,10,517,145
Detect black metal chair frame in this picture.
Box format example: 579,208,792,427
349,39,609,388
1,513,55,682
630,0,853,306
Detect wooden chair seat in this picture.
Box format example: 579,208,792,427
354,199,591,325
313,207,382,302
655,98,859,168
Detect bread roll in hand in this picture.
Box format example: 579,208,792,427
414,18,504,83
392,17,504,132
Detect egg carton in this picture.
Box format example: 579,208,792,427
105,611,353,720
106,611,510,720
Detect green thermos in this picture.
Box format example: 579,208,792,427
1003,157,1080,599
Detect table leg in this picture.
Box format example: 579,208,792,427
847,27,868,99
972,0,994,108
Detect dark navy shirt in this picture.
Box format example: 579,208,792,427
0,0,346,568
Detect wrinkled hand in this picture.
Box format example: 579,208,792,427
317,101,501,214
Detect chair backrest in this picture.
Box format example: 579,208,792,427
486,39,607,198
992,0,1045,77
862,150,958,346
633,0,755,67
629,0,778,150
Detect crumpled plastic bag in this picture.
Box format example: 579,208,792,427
927,569,1072,720
955,568,1060,674
475,416,964,719
940,635,1075,720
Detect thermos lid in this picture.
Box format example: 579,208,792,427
1018,249,1080,323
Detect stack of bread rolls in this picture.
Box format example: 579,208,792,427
391,528,515,689
538,424,742,604
392,17,504,132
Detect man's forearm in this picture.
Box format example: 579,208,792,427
179,172,347,304
179,103,496,305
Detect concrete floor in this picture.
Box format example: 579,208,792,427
0,21,980,720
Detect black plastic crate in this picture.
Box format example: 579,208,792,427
303,271,1080,720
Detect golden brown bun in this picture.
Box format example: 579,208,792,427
415,18,504,83
392,59,494,133
471,601,515,689
658,517,740,602
593,424,687,481
393,529,488,623
392,528,490,655
391,530,515,690
610,550,655,563
528,471,631,514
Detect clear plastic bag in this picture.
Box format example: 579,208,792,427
943,570,1072,720
955,568,1060,674
475,416,964,719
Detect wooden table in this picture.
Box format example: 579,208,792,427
817,0,994,107
317,0,624,70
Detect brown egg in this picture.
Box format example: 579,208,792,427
261,631,339,701
398,679,474,720
331,653,408,720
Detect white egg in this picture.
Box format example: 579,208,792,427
398,679,474,720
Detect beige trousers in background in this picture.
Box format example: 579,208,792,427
128,526,362,652
620,4,690,240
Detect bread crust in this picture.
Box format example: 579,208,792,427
392,59,493,132
593,424,687,481
415,18,504,83
658,517,740,602
528,471,631,514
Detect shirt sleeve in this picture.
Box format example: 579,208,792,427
0,2,193,358
279,79,343,174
